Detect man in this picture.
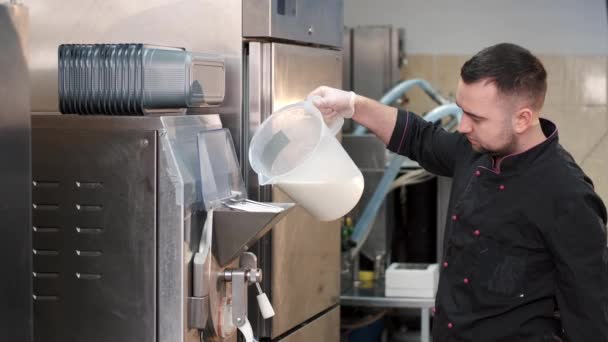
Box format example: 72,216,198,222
309,43,608,341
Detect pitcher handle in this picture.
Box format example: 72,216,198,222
306,95,344,136
327,116,344,136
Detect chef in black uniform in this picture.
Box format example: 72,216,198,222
309,43,608,342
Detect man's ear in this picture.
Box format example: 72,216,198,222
513,107,534,134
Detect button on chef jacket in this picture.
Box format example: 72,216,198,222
387,110,608,342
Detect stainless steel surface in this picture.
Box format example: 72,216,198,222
212,203,295,266
0,3,31,340
245,41,273,201
436,176,452,262
32,119,157,342
187,296,210,330
249,269,262,284
342,134,394,262
342,28,354,131
32,113,221,131
205,255,239,340
243,0,343,48
156,115,221,342
218,252,262,329
229,270,249,327
342,134,387,169
342,27,352,90
341,280,435,308
277,306,340,342
27,1,345,340
271,43,342,110
32,114,222,342
158,113,259,341
239,251,258,270
350,26,405,100
27,0,245,158
421,307,431,342
246,42,342,339
243,32,277,327
270,187,341,339
390,27,404,93
341,280,433,342
354,172,391,261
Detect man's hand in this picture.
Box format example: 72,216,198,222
307,86,356,119
307,85,397,145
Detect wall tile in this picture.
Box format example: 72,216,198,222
581,133,608,204
434,55,470,100
538,55,566,107
563,56,607,105
401,55,439,114
401,54,437,82
542,105,608,163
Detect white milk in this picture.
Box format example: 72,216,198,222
275,135,364,221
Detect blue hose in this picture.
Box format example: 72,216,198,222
349,102,462,259
423,103,462,123
353,79,449,135
379,78,449,107
350,155,405,245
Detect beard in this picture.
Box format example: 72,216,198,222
469,132,518,157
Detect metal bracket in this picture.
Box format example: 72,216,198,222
240,252,257,269
187,296,210,329
231,270,248,327
220,252,263,328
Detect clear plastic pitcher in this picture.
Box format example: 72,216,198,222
249,99,364,222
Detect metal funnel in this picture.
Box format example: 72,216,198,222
212,202,295,267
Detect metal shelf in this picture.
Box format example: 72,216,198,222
340,279,434,342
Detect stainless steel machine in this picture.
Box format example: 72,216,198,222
31,113,295,342
0,2,31,341
340,25,405,267
343,25,405,103
25,0,344,341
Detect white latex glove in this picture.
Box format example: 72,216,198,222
307,86,356,119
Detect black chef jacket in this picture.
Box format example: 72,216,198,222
387,110,608,342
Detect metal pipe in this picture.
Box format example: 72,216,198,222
349,104,462,259
353,78,449,135
350,154,404,259
422,103,462,123
380,78,449,107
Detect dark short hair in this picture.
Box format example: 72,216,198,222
461,43,547,109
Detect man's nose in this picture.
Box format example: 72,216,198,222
458,116,472,134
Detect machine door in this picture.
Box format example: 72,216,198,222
247,42,342,338
32,125,157,342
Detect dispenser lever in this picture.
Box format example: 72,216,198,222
220,252,263,327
